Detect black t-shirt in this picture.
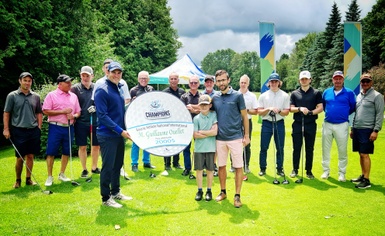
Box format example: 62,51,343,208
290,87,322,123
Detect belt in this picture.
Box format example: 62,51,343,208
49,122,72,127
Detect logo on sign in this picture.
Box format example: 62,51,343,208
145,100,171,120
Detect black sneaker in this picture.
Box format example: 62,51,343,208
258,169,266,176
173,164,183,169
355,178,371,189
81,169,89,178
205,191,212,201
91,168,101,174
306,172,315,179
195,191,203,201
351,174,364,183
182,169,190,176
277,169,285,177
165,165,172,171
143,163,155,169
290,169,298,178
132,164,139,172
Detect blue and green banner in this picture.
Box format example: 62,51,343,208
259,22,275,93
344,22,362,95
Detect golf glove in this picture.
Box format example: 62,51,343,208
87,105,96,114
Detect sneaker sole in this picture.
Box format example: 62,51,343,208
356,185,371,189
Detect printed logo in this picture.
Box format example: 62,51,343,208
145,100,171,119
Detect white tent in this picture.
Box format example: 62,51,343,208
149,54,206,84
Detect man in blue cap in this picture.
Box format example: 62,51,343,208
94,61,133,208
257,72,290,177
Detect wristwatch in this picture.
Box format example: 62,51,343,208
308,111,313,116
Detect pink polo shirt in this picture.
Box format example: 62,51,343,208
42,88,81,125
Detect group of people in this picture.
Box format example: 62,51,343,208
3,64,383,209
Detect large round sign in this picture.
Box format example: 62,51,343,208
125,91,193,156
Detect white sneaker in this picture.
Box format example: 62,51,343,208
120,168,128,177
321,171,329,179
338,173,346,182
103,197,123,208
58,173,71,182
229,167,235,173
244,166,251,174
112,192,133,201
45,176,54,186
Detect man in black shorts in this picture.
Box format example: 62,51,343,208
350,73,384,189
3,72,43,188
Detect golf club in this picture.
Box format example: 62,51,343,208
9,138,53,195
270,112,280,185
68,119,80,186
243,146,248,181
122,166,131,180
272,112,289,185
86,113,93,183
295,113,305,184
189,152,196,179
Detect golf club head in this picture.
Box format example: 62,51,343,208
43,190,53,195
85,177,92,183
273,179,280,185
295,178,303,184
282,179,290,184
71,181,81,186
189,174,196,179
149,172,156,178
124,176,131,180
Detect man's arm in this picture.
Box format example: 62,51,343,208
3,112,10,139
241,109,250,146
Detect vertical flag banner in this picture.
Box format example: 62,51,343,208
259,22,275,93
344,22,362,95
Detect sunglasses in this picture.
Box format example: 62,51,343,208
361,79,371,84
189,82,198,85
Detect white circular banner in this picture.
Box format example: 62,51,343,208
125,91,193,156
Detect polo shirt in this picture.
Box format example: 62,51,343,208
193,111,217,153
180,91,200,119
290,87,322,123
212,87,245,141
71,82,95,124
163,86,186,99
353,87,384,130
257,89,290,122
4,88,42,128
239,90,258,119
322,86,356,124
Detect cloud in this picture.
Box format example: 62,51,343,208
168,0,376,65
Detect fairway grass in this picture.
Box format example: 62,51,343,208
1,114,384,235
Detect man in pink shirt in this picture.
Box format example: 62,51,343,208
42,74,81,186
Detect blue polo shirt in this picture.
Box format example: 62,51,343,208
212,87,246,141
322,86,356,124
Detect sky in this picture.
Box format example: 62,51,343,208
167,0,377,65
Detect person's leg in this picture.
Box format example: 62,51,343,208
196,170,203,189
111,137,125,195
172,154,180,167
164,156,171,167
98,135,115,202
229,139,244,195
321,122,333,173
216,140,228,191
183,142,192,171
78,146,88,171
305,122,317,172
244,119,252,168
46,155,54,177
334,122,349,175
91,145,100,171
15,157,23,184
360,153,371,179
25,154,34,178
259,121,273,171
274,120,285,170
131,142,139,165
142,149,150,164
291,121,302,171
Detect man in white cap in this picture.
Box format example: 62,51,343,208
71,66,100,178
289,71,323,179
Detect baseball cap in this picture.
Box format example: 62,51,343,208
332,71,344,79
269,73,280,81
80,66,93,75
57,74,74,83
204,75,215,82
198,94,211,105
360,73,372,81
103,58,113,65
108,61,123,72
19,72,33,80
299,70,311,79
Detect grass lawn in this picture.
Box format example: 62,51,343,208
1,113,385,235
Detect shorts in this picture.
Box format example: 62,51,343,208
352,128,374,154
194,152,215,171
74,122,99,146
46,124,74,156
10,126,41,157
216,139,244,168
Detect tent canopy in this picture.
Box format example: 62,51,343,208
149,54,206,84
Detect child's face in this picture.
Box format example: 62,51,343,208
199,103,211,113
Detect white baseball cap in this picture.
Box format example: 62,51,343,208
299,70,311,79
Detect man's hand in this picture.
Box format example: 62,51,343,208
87,105,96,114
